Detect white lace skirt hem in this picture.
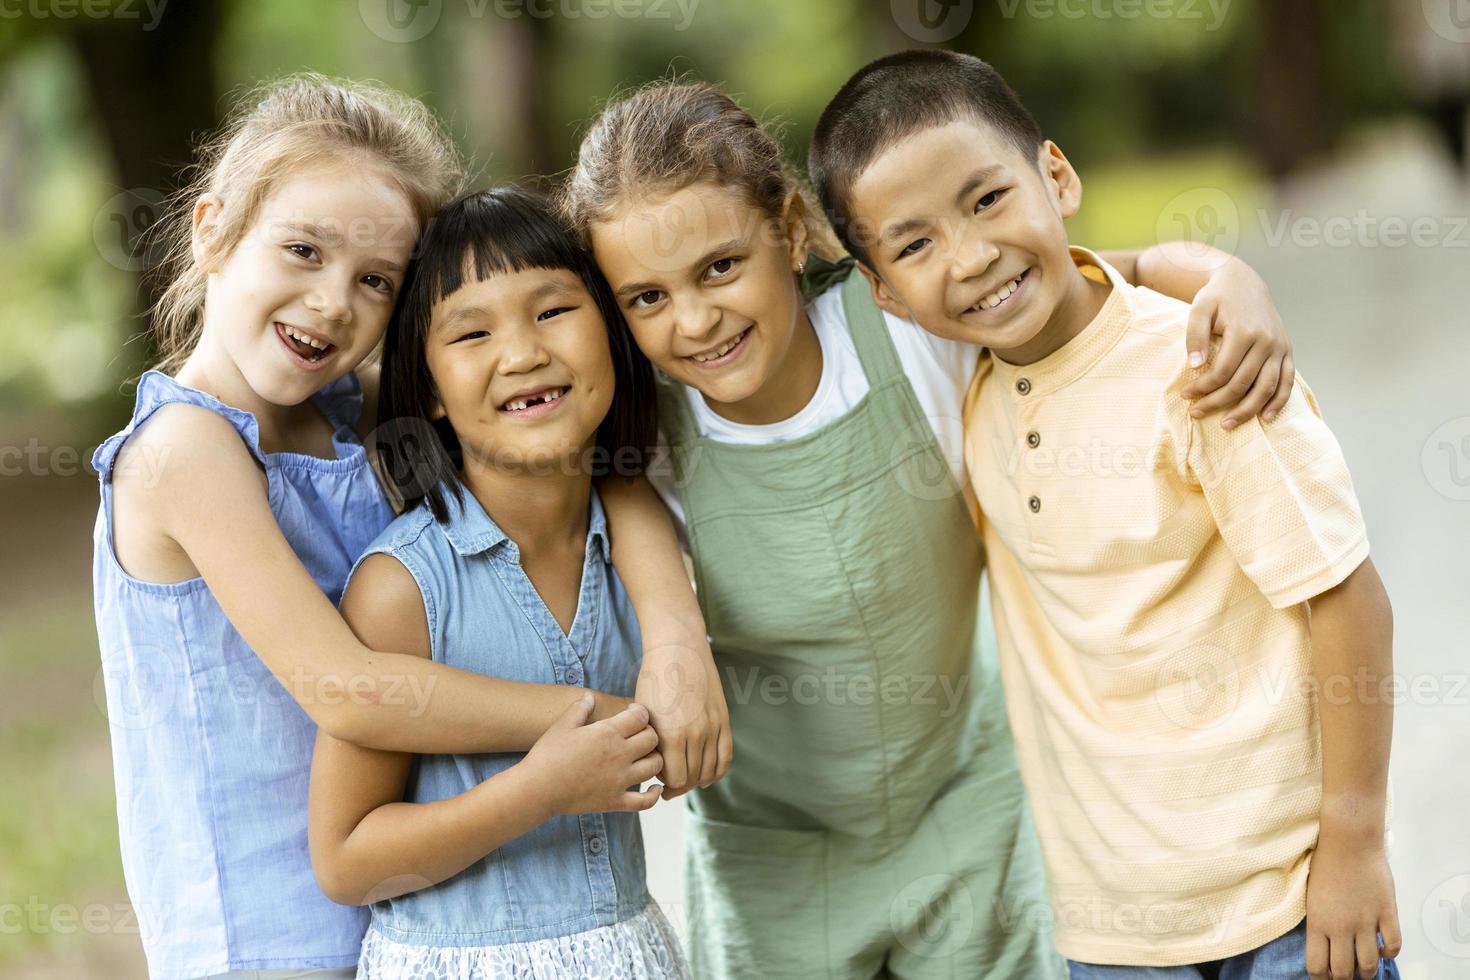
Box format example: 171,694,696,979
356,902,689,979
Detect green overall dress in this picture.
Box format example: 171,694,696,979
658,263,1064,979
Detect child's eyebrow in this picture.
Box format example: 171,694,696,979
280,221,343,246
435,305,491,334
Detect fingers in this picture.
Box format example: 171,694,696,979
1329,931,1356,980
1184,298,1216,372
684,735,703,792
1221,353,1282,429
624,724,659,760
1356,925,1381,979
716,724,733,782
629,750,663,784
599,702,651,737
698,732,720,788
616,784,662,812
1189,344,1269,424
1379,906,1403,960
555,693,596,728
1306,926,1329,979
661,784,692,801
659,732,689,792
1264,351,1295,422
1182,319,1250,402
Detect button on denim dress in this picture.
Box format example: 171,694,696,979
91,370,391,980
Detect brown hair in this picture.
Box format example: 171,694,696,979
147,73,465,374
561,80,840,261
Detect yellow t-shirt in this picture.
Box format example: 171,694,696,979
963,248,1376,966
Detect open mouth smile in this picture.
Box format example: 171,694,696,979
275,322,338,369
498,386,570,418
685,327,751,368
963,268,1031,316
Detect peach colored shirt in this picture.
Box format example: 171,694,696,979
963,249,1374,965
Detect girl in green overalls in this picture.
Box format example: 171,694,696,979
561,81,1297,980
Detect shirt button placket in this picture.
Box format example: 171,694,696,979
1016,378,1039,516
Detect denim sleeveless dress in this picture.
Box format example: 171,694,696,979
91,370,392,980
349,487,687,979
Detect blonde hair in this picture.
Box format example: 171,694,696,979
561,80,840,260
148,74,465,374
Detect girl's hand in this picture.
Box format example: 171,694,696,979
635,640,733,800
1305,833,1402,979
1181,257,1296,429
519,697,664,817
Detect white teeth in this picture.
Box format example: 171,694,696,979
690,330,746,363
285,326,328,350
973,274,1025,313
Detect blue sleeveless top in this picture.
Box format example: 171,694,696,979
90,370,392,980
357,486,651,947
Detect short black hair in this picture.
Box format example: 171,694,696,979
809,49,1044,266
374,185,657,523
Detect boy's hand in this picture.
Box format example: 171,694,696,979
635,641,732,799
1181,257,1296,429
1305,832,1402,979
519,697,664,817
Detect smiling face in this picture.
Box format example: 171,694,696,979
425,264,615,475
587,181,814,421
194,158,418,405
848,119,1093,363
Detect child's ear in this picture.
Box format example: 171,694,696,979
780,190,810,273
190,194,225,268
859,263,913,321
1039,141,1083,219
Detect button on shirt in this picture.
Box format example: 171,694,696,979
355,487,651,946
962,249,1379,966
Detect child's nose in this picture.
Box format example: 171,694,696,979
949,232,1000,284
306,277,353,324
672,292,720,342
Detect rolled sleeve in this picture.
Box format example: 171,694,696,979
1186,375,1369,608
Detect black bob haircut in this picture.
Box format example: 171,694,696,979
809,49,1045,266
373,185,658,523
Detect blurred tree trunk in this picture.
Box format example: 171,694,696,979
463,11,556,183
67,2,225,311
1251,0,1337,178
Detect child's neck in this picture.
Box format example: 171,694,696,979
701,304,823,427
459,453,591,564
992,259,1113,368
175,334,331,456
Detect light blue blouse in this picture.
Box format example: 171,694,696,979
91,370,390,979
